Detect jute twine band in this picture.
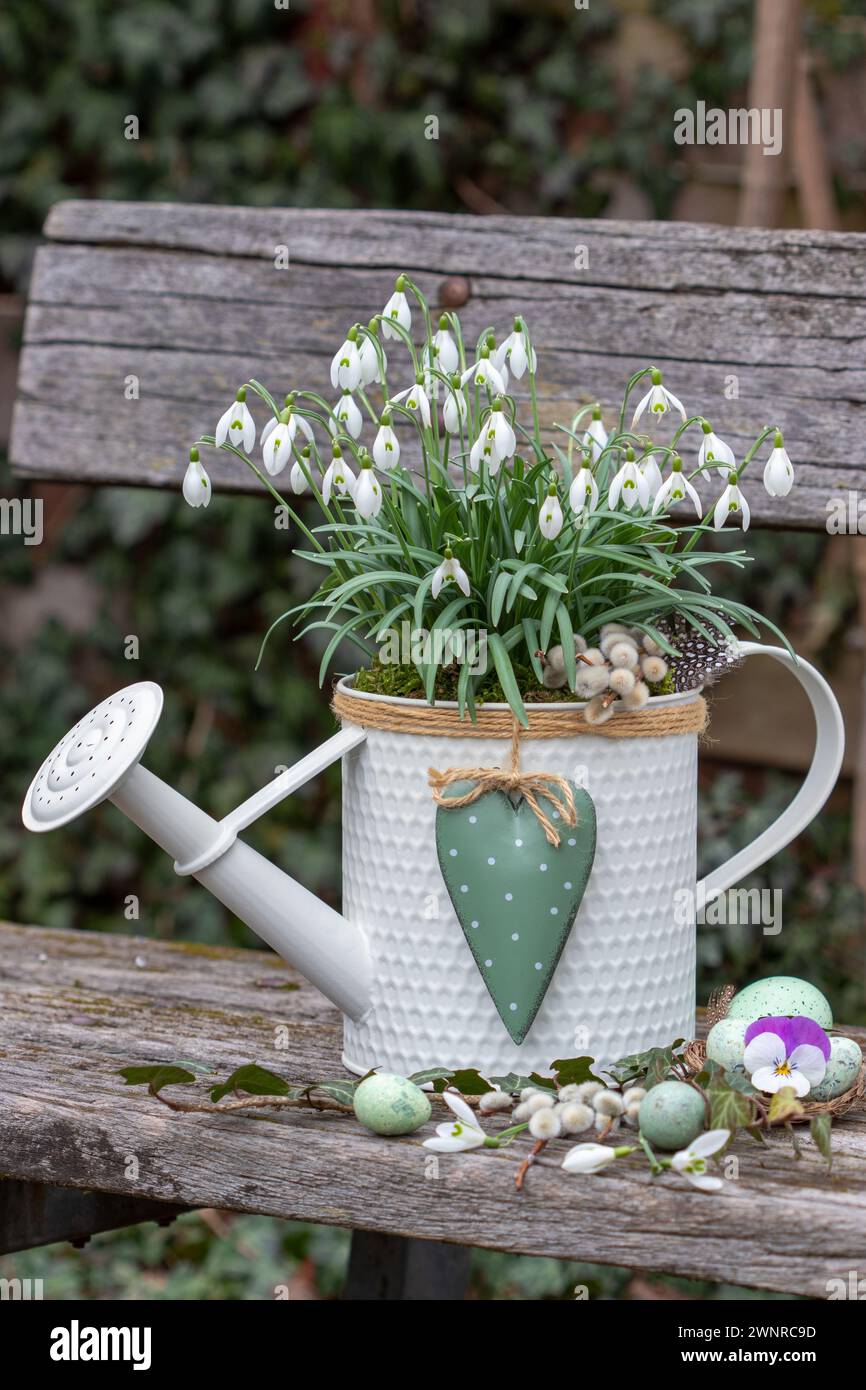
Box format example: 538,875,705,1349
331,688,708,740
428,723,577,848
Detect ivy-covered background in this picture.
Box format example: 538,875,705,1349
1,0,865,1301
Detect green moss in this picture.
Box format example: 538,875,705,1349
352,657,580,706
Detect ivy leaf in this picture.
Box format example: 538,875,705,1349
604,1039,684,1088
408,1067,454,1087
210,1064,290,1103
810,1114,832,1165
707,1078,756,1134
431,1068,492,1095
119,1065,195,1092
768,1086,805,1125
550,1057,602,1087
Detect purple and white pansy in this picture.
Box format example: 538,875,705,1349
743,1015,831,1097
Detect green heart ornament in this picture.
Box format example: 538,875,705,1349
435,780,597,1044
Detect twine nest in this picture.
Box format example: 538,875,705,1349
682,1038,866,1123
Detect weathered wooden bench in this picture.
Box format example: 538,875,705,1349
5,203,866,1298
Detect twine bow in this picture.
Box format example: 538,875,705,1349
428,723,577,848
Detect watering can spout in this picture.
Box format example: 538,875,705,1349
21,682,373,1022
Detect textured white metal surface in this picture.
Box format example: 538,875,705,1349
22,682,163,831
341,715,698,1077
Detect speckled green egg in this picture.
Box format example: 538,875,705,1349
809,1036,862,1101
705,1017,748,1073
353,1073,432,1135
638,1081,706,1151
727,976,832,1029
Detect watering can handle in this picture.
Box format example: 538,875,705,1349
697,642,845,906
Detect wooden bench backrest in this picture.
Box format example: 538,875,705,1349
10,201,866,529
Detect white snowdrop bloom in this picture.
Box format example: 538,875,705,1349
330,333,362,391
380,280,412,340
289,460,310,495
358,333,386,386
470,429,498,474
670,1129,730,1192
495,322,536,379
486,406,516,463
631,371,686,429
638,450,664,499
354,459,383,519
713,473,750,531
698,422,736,478
443,384,469,435
391,380,432,429
582,408,608,463
422,1091,486,1153
608,452,650,511
182,449,210,508
569,467,599,515
431,549,471,599
652,457,702,518
529,1107,561,1140
262,410,314,476
372,418,401,469
539,485,564,540
216,389,255,454
321,453,356,506
561,1142,620,1175
329,392,363,440
424,324,460,382
763,433,794,498
461,354,506,395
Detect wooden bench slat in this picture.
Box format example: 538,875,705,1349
1,921,864,1297
11,203,866,529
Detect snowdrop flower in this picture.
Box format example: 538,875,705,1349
472,401,516,464
423,320,460,386
670,1130,730,1192
562,1142,633,1175
329,391,363,440
539,484,564,540
743,1016,830,1097
390,379,432,429
290,459,310,495
380,276,411,340
262,408,314,476
354,456,383,519
698,421,736,478
442,381,469,435
763,430,794,498
569,466,599,515
470,429,498,474
182,447,211,508
631,369,686,428
608,448,650,511
321,450,356,506
653,456,702,518
372,412,400,469
713,471,750,531
461,351,506,396
638,449,664,499
330,329,362,391
495,320,536,379
423,1091,487,1152
216,388,255,454
582,406,608,463
358,329,386,386
431,547,471,599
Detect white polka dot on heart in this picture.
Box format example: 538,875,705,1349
484,958,492,967
564,880,572,889
449,848,457,857
505,893,513,902
539,863,547,872
509,1003,517,1011
514,839,523,847
534,962,542,970
460,884,468,893
487,856,496,865
550,907,558,915
511,932,519,941
470,920,479,929
567,838,576,846
469,815,477,824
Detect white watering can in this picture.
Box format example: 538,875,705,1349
22,645,844,1077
